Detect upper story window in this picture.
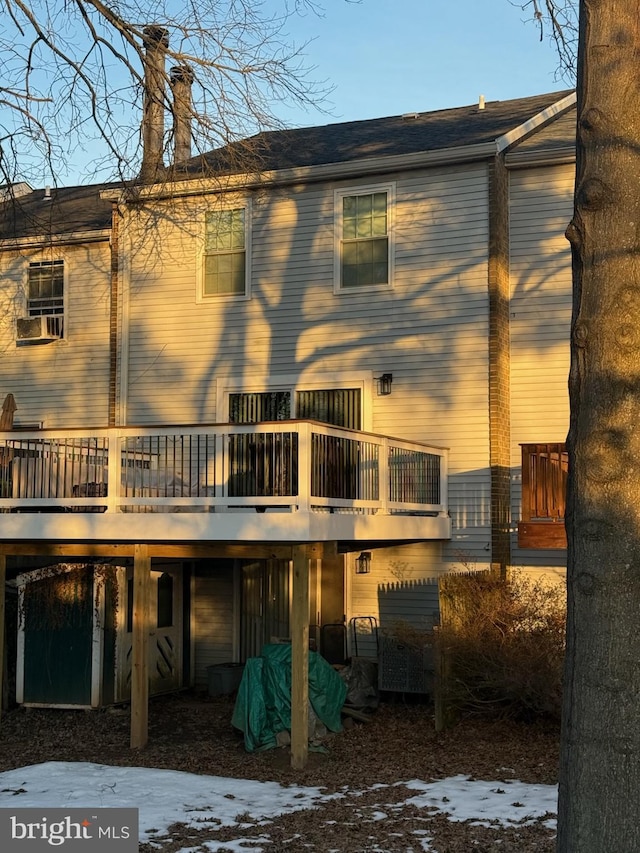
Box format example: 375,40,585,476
28,260,64,316
202,206,249,298
335,184,394,292
16,259,65,341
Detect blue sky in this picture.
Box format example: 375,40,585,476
277,0,570,127
8,0,569,184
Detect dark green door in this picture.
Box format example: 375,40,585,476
22,570,93,705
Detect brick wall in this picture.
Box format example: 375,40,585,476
488,155,511,576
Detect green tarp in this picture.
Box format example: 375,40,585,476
231,644,348,752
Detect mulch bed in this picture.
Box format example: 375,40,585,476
0,692,560,851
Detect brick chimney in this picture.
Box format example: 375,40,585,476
140,25,169,183
170,65,195,167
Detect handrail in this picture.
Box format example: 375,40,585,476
0,422,448,517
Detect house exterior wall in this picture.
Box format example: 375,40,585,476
509,162,574,576
193,560,236,687
0,240,112,427
347,541,442,657
121,162,492,571
0,97,582,708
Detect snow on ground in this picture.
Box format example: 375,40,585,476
403,776,558,827
0,762,558,850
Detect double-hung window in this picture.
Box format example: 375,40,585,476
24,260,64,338
335,185,394,291
28,260,64,317
202,206,249,297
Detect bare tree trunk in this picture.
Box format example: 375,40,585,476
559,2,640,850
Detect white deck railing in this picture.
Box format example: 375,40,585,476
0,421,448,517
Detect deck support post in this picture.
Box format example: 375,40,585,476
0,555,5,722
131,544,151,749
291,544,311,769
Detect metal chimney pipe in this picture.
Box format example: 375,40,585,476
140,25,169,182
170,65,195,167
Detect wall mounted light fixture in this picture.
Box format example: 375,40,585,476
355,551,372,574
375,373,393,396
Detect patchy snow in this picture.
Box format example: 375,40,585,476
0,762,329,841
0,762,558,851
403,776,558,826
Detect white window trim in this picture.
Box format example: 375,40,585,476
196,199,252,302
24,256,67,340
216,372,374,432
333,182,395,294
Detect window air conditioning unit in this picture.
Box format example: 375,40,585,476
16,315,63,342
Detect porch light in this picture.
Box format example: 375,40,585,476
355,551,372,574
375,373,393,396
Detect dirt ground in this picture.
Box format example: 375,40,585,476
0,692,560,852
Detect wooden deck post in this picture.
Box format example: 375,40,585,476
131,544,151,749
291,544,310,769
0,554,5,723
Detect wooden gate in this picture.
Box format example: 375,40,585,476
117,563,184,700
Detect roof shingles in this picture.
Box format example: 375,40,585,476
0,90,573,240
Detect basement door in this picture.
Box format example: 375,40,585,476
118,564,184,699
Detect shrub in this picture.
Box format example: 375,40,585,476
436,570,566,723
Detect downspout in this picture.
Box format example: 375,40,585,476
118,207,131,426
108,203,119,426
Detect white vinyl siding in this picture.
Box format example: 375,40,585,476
509,163,573,571
348,542,442,657
193,562,236,687
124,164,490,569
0,242,111,427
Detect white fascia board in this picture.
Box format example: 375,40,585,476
0,229,111,249
496,91,577,153
102,141,498,204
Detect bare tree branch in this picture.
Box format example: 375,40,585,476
0,0,332,186
515,0,578,78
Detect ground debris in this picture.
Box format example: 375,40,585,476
0,693,559,852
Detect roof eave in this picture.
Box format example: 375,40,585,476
496,91,577,153
103,140,500,203
0,228,112,250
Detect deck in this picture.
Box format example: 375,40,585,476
0,421,450,545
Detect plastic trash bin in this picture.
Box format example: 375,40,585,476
206,663,245,696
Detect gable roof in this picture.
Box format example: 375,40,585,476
506,104,577,164
192,90,574,174
0,90,574,241
0,183,114,242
